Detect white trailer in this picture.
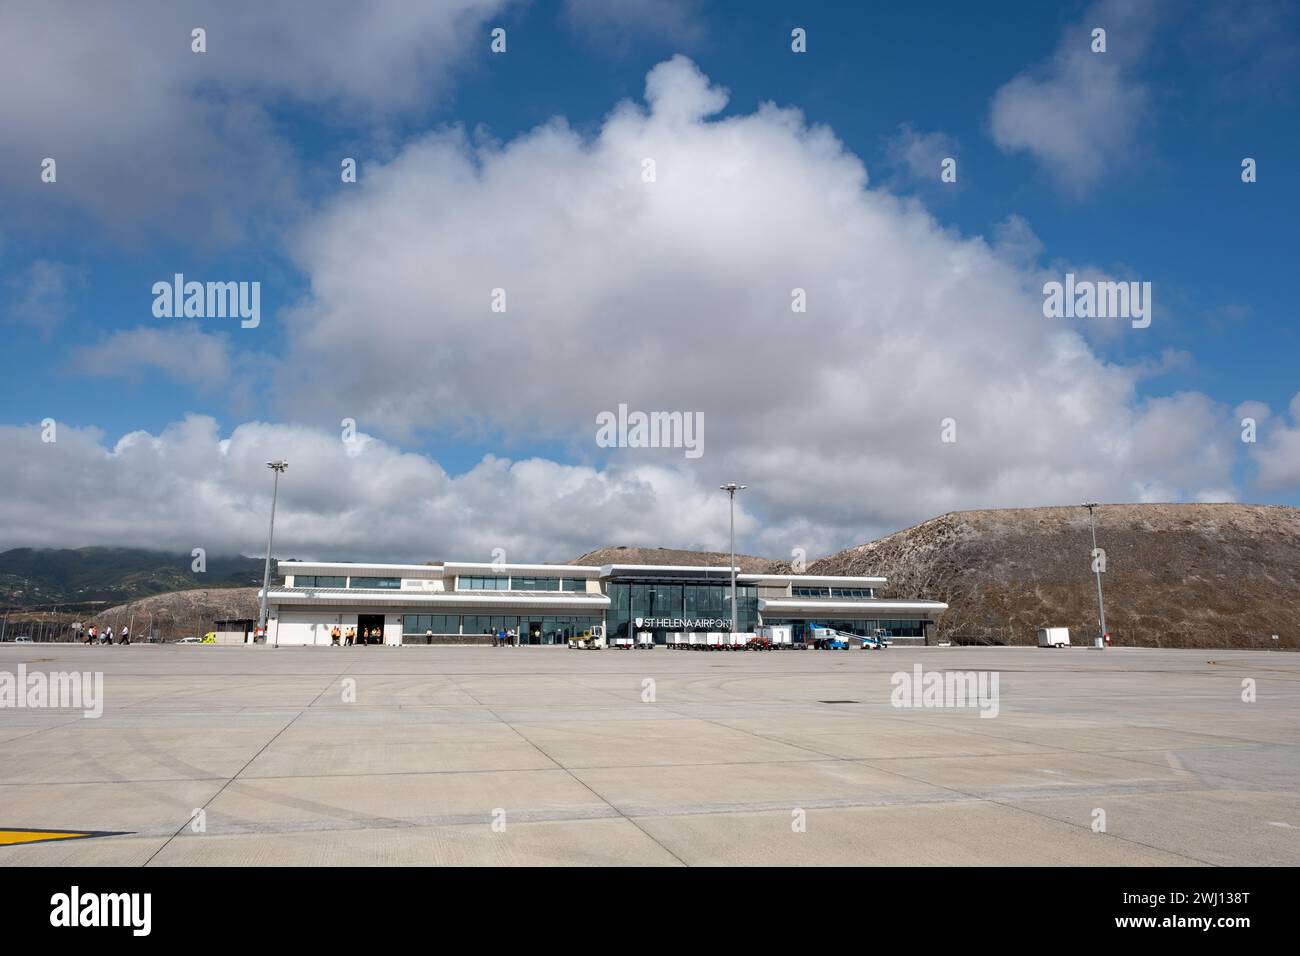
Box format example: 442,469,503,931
666,631,758,651
757,625,793,646
1037,627,1070,648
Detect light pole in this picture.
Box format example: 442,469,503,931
1082,502,1107,648
719,483,747,636
258,460,289,644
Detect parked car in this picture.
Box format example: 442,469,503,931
13,635,33,644
176,636,204,644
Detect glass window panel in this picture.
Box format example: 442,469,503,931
460,576,508,590
511,576,561,591
298,575,347,588
652,584,680,617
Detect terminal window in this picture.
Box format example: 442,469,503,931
295,575,346,588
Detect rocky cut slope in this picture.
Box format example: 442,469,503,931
91,587,261,640
806,504,1300,650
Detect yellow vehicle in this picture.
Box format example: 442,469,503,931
201,631,217,644
567,629,603,650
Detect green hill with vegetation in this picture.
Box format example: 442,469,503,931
0,547,265,610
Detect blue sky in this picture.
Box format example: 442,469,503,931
1,0,1297,561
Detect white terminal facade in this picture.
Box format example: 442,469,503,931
263,560,948,646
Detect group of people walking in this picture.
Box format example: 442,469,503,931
329,625,383,646
80,624,130,645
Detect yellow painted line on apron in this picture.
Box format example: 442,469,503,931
0,828,125,847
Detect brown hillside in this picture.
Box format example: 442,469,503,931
807,503,1300,649
92,587,260,640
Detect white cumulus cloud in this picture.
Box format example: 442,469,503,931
0,416,747,563
4,54,1266,562
0,0,513,238
66,323,234,393
989,0,1161,195
1248,393,1300,492
260,54,1240,556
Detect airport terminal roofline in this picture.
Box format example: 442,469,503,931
278,560,444,574
278,559,603,576
440,562,601,575
759,598,949,613
597,564,887,585
737,573,888,585
276,559,889,586
265,588,610,607
599,563,741,577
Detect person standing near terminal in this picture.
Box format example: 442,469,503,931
345,626,354,646
330,625,340,646
120,625,129,645
102,625,113,645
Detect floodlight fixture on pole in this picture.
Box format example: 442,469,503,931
258,460,289,645
720,483,747,635
1082,502,1107,648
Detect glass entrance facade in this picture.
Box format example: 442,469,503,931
606,577,757,642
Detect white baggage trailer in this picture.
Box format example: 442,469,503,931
757,625,793,647
1037,627,1070,648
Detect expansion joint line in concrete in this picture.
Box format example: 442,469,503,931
140,661,361,866
438,669,690,866
653,704,1216,867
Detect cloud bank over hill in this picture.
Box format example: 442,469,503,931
8,55,1287,562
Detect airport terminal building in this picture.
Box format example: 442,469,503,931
263,560,948,646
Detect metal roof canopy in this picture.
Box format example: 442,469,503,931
443,562,601,576
279,560,602,577
759,598,948,615
599,564,741,580
740,573,888,585
265,589,610,607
